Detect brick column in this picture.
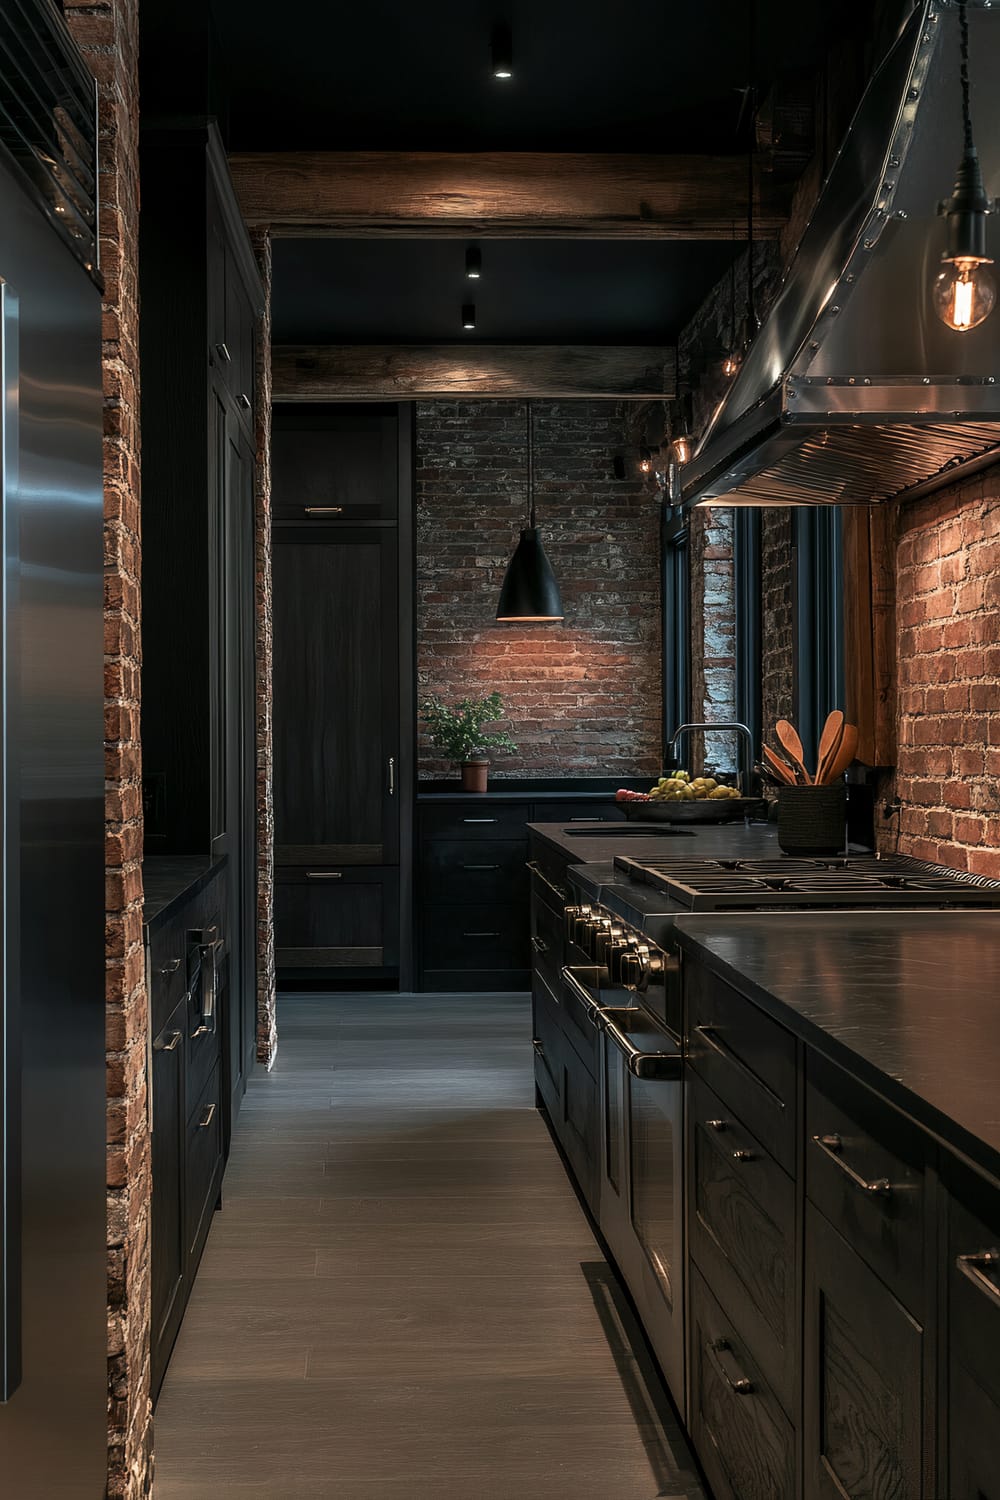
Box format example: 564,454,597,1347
61,1,152,1496
250,228,277,1067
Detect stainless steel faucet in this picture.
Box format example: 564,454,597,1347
667,722,754,794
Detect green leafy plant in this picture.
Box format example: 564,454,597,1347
420,692,518,763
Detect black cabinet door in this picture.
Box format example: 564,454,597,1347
151,996,187,1400
804,1204,927,1500
947,1187,1000,1500
273,526,399,867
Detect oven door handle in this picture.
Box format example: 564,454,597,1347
604,1016,683,1081
560,965,605,1026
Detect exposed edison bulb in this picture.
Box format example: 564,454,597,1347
932,257,997,331
722,349,743,378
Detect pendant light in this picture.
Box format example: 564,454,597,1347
933,0,997,332
496,402,564,623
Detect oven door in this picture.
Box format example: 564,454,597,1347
600,1004,686,1413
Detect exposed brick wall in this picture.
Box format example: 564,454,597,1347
688,508,738,773
251,228,277,1067
61,2,151,1496
890,469,1000,878
416,400,662,777
761,509,795,735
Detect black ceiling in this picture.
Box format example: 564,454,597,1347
206,0,849,154
271,239,742,345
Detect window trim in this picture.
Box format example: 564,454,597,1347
662,506,690,756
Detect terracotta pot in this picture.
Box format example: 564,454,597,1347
460,759,489,793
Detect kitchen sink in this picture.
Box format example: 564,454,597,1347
562,825,696,838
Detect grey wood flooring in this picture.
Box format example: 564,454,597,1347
153,993,705,1499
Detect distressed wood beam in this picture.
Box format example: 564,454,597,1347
272,345,677,401
230,151,788,239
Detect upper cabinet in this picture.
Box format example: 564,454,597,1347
272,405,400,523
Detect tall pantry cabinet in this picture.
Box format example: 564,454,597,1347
271,404,415,987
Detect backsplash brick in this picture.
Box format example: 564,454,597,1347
416,399,662,777
889,468,1000,878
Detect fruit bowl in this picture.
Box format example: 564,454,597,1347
622,797,763,825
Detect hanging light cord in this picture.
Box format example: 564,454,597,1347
959,0,974,154
745,0,757,332
526,401,536,528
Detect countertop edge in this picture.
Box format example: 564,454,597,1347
143,855,224,935
674,919,1000,1190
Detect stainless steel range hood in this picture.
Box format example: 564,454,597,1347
680,0,1000,510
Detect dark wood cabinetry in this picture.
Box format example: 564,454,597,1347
147,865,227,1401
271,404,414,982
944,1164,1000,1500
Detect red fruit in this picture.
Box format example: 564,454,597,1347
615,789,628,802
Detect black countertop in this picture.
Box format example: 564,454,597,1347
143,855,219,932
528,818,779,868
674,912,1000,1184
417,776,649,804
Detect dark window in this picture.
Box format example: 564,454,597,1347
662,509,690,754
793,507,845,768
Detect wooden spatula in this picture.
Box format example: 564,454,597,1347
762,743,798,786
775,720,811,784
813,710,845,785
820,723,858,784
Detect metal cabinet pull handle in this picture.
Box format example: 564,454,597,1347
304,505,344,515
811,1133,892,1197
731,1149,756,1163
531,936,548,954
707,1118,728,1132
531,1038,545,1056
707,1337,754,1395
603,1017,682,1082
525,859,567,902
463,817,498,824
215,341,231,362
388,756,395,796
694,1024,786,1110
155,1030,182,1053
191,1024,211,1039
240,393,252,410
157,958,182,976
464,863,501,871
956,1249,1000,1306
198,1103,217,1129
464,931,500,938
307,871,343,879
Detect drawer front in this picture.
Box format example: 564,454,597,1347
185,1063,223,1267
420,803,530,840
689,1073,798,1413
526,853,570,914
559,964,600,1078
687,962,797,1174
806,1054,926,1316
147,867,226,1033
558,1023,599,1210
804,1204,926,1500
689,1264,795,1500
530,891,565,1000
150,995,187,1365
186,987,222,1128
532,971,563,1120
422,903,528,971
275,868,398,968
530,800,624,823
422,839,528,905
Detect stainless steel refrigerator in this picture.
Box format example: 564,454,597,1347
0,5,108,1494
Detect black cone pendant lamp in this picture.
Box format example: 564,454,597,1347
496,401,564,623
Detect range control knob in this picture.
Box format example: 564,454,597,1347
594,922,624,966
607,936,638,985
563,905,590,944
620,944,652,992
585,917,613,960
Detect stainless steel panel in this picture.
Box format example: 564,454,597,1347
0,136,105,1497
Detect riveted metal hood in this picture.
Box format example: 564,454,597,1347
680,0,1000,510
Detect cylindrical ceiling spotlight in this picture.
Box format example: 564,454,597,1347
465,247,482,279
491,22,513,79
462,303,476,330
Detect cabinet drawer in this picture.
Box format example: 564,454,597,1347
422,839,528,905
804,1204,926,1500
558,1026,599,1211
151,996,187,1374
559,964,600,1078
530,890,565,999
947,1169,1000,1499
275,867,398,968
186,1064,223,1266
687,962,797,1174
422,903,528,971
420,803,530,840
806,1054,926,1316
689,1073,798,1414
689,1263,795,1500
272,405,399,522
526,853,570,914
532,971,562,1120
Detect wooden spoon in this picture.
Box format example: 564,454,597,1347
762,743,798,786
820,722,859,784
775,719,811,784
813,710,845,785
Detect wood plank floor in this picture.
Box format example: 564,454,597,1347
153,992,705,1499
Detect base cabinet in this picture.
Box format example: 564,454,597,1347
946,1177,1000,1500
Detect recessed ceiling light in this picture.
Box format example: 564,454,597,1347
491,22,513,79
462,303,476,330
465,247,482,279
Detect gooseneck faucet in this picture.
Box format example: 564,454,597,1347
667,722,754,795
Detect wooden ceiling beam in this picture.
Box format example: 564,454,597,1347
272,345,677,401
230,151,788,239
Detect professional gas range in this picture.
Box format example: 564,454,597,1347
556,851,1000,1420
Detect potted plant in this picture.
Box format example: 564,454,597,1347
420,691,517,792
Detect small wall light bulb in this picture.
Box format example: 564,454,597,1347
638,446,653,475
722,349,743,378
